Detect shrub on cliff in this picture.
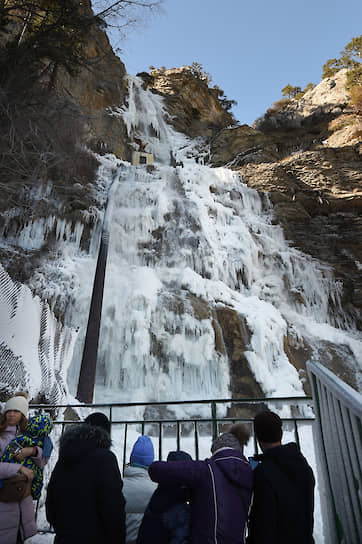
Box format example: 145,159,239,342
322,35,361,88
349,84,362,114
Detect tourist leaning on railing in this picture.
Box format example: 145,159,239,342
149,423,252,544
123,435,157,544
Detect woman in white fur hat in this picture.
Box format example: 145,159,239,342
0,392,40,543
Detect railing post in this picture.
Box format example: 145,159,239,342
109,406,113,438
159,422,162,460
194,420,199,460
122,423,128,476
294,419,301,450
176,421,181,451
211,401,218,440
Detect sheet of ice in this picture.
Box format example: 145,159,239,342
0,264,76,401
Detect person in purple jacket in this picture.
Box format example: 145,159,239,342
149,423,253,544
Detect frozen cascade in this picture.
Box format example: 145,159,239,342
1,75,359,544
77,75,362,407
0,74,361,408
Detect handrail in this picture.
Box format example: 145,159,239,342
307,360,362,544
30,395,312,410
30,396,314,474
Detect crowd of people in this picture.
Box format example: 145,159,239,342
0,392,315,544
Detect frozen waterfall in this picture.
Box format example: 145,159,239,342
74,75,362,403
0,74,361,406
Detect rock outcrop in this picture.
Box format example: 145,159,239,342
139,66,235,139
54,5,128,159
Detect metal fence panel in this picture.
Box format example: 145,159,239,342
307,361,362,544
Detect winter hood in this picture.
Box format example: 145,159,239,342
211,448,253,490
58,423,111,465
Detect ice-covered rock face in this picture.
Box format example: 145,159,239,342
0,75,361,407
88,76,362,402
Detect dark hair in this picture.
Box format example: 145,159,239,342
84,412,111,434
0,412,27,436
167,450,192,462
254,411,283,443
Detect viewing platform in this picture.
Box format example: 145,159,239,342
31,361,361,543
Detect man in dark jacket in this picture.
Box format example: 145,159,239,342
46,412,126,544
247,410,315,544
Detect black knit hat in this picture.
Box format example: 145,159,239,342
254,411,282,443
84,412,111,434
167,450,192,461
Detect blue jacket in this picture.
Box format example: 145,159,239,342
137,484,190,544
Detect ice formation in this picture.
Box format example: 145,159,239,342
0,75,361,408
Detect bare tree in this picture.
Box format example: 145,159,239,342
0,1,163,84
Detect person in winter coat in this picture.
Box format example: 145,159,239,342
149,423,253,544
137,450,192,544
0,392,44,544
246,410,315,544
2,411,53,500
46,412,126,544
123,435,157,544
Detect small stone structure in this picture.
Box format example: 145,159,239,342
132,151,154,166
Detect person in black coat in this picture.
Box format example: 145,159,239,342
137,450,192,544
247,410,315,544
46,412,126,544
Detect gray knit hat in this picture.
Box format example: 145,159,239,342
211,432,241,453
211,423,250,454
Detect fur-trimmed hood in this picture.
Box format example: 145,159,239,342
59,423,111,465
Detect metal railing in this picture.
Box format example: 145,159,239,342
31,396,314,474
307,361,362,544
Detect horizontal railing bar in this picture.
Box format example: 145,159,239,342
29,396,312,410
50,417,314,425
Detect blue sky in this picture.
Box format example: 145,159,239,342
115,0,362,126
